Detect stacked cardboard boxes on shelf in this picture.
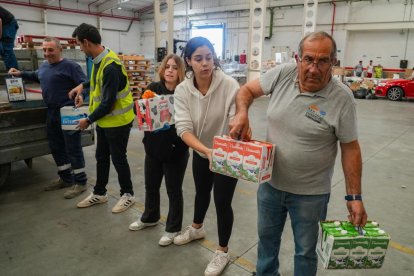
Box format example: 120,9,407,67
118,55,153,100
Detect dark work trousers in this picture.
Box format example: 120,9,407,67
94,122,134,196
46,108,87,185
192,151,238,247
141,150,189,233
0,19,19,70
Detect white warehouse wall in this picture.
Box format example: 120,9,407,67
1,2,141,55
2,0,414,69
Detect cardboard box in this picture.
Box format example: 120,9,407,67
211,136,275,184
60,106,90,130
136,95,174,131
317,221,390,270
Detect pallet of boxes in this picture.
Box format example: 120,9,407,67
317,220,390,269
119,55,153,101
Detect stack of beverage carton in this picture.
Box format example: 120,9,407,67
211,136,275,184
60,106,91,130
136,95,174,131
316,220,390,269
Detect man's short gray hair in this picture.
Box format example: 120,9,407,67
298,31,337,59
43,37,63,49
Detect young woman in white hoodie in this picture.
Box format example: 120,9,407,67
173,36,240,276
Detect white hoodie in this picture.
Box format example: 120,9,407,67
174,69,239,157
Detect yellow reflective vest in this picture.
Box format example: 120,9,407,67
89,50,135,128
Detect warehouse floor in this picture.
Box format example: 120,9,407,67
1,91,414,276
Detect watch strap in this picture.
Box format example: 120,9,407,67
345,194,362,201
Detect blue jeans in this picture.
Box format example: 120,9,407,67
256,182,330,276
0,19,19,70
46,108,87,184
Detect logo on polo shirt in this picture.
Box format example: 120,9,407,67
305,104,326,123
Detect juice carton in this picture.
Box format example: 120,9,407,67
241,140,275,184
60,106,90,130
212,136,229,175
317,225,352,269
136,95,174,131
365,228,390,269
226,140,244,178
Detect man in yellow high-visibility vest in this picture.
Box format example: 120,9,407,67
69,23,135,213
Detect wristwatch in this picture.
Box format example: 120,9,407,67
345,194,362,201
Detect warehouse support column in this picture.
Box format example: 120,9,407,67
43,9,48,36
154,0,174,81
98,17,103,35
247,0,267,81
302,0,318,37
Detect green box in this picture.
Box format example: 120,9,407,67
317,225,352,269
365,229,390,269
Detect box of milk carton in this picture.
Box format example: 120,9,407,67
365,228,390,269
318,220,390,270
136,95,174,131
226,140,244,178
241,140,274,184
211,136,275,184
60,106,90,130
317,222,353,269
211,136,229,175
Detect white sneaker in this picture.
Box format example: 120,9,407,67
77,193,108,208
112,193,135,213
129,220,158,231
158,232,179,246
204,250,230,276
173,224,206,245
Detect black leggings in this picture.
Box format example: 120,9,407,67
192,151,238,247
141,151,189,233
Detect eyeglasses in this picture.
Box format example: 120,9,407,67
298,56,333,69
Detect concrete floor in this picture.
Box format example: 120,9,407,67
1,93,414,276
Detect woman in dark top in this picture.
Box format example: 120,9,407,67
129,54,189,246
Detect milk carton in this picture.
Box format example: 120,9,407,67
211,136,229,175
317,224,352,269
340,221,369,268
136,95,174,131
211,136,275,184
241,141,274,184
365,228,390,269
226,140,244,178
60,106,90,130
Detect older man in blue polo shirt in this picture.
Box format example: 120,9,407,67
229,31,368,276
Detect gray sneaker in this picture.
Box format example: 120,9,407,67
63,184,87,199
44,178,72,191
